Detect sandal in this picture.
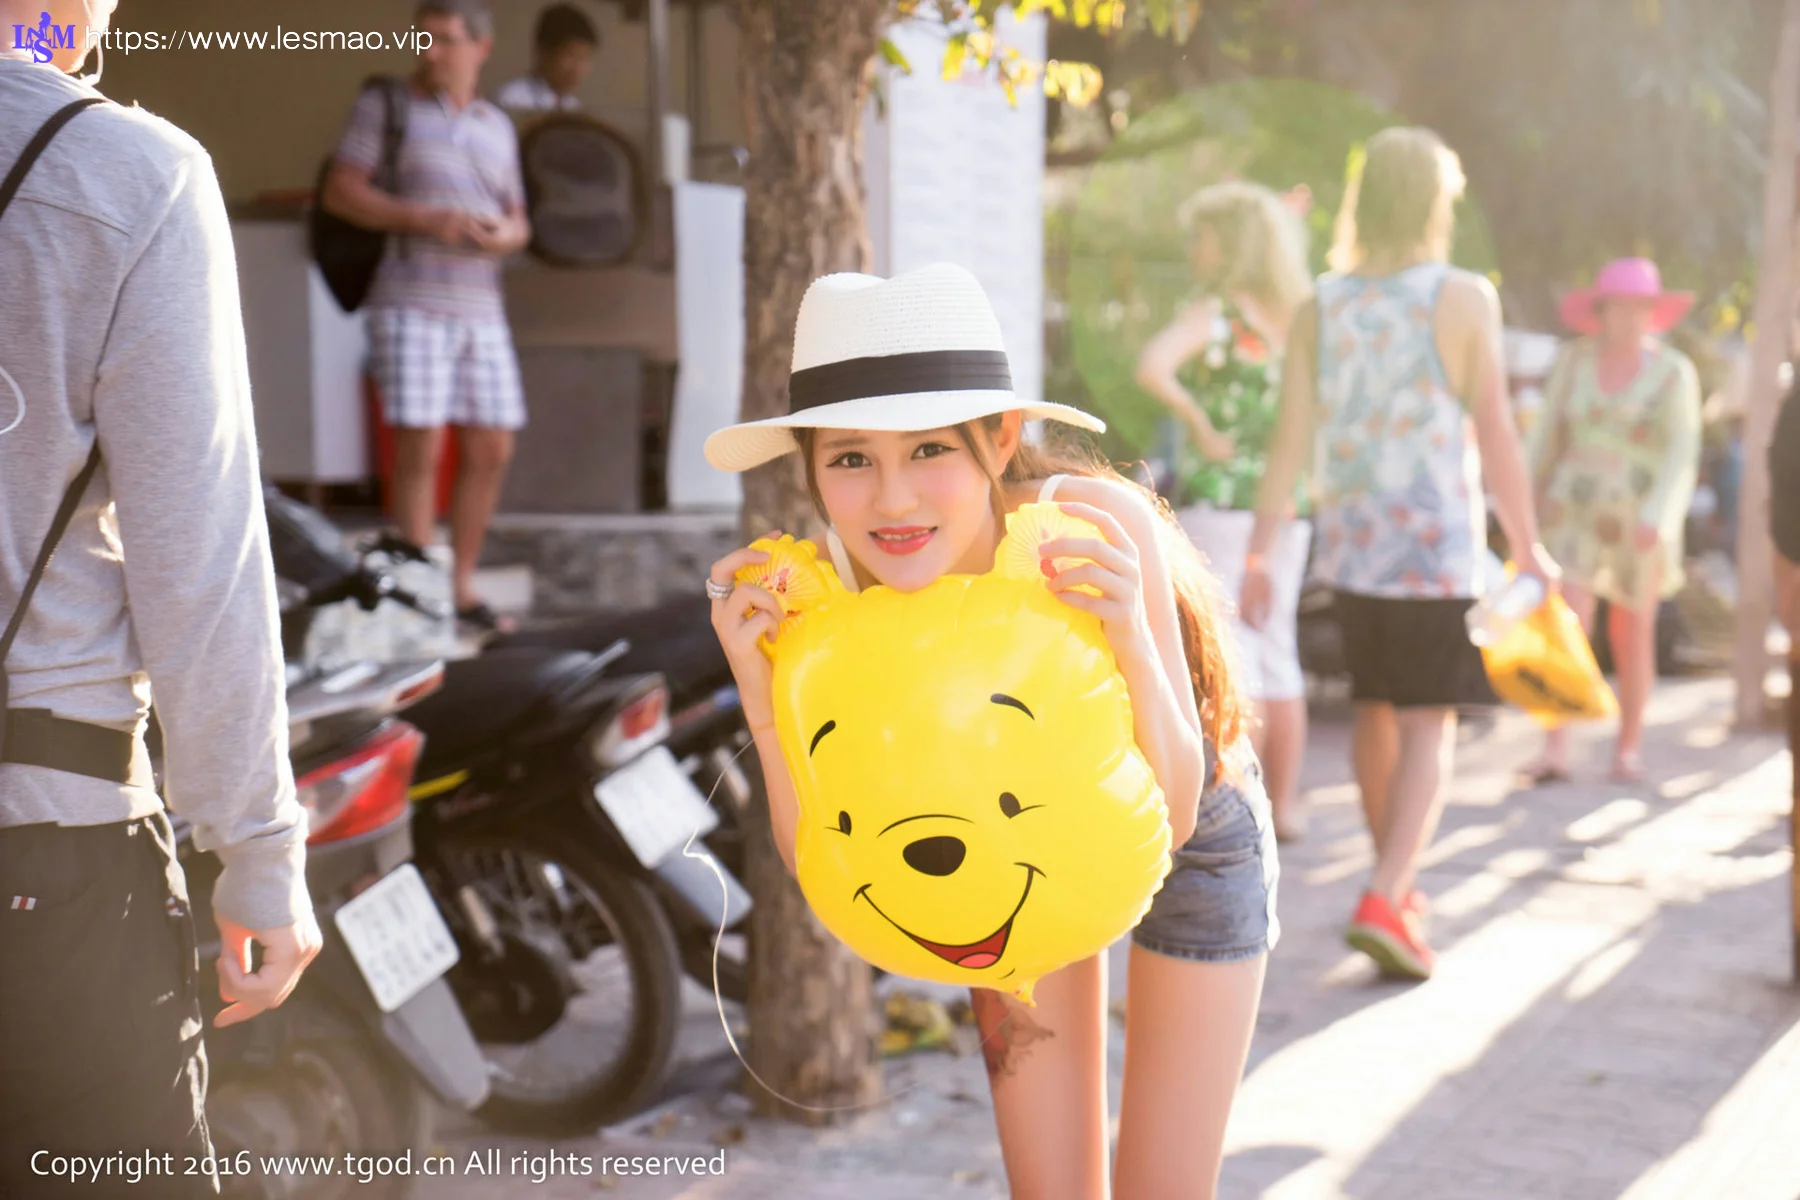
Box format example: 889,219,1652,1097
456,601,516,635
1520,762,1572,787
1609,754,1646,784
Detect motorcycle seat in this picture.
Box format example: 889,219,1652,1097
405,646,600,773
492,597,730,705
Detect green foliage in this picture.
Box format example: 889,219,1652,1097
1049,79,1498,464
1332,0,1778,329
884,0,1197,106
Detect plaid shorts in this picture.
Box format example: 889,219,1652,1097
366,307,527,430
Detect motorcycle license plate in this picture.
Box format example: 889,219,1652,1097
333,864,461,1014
593,745,720,869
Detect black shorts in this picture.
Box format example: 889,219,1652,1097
1333,591,1497,709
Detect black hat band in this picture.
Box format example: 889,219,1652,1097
787,350,1013,414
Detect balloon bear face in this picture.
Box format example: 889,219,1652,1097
762,511,1171,1004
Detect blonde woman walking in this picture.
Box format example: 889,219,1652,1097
1136,181,1315,841
1244,128,1557,978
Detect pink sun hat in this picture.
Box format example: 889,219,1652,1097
1559,257,1695,336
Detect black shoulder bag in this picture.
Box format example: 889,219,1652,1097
1,95,154,788
310,75,410,313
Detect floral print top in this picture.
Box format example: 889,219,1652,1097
1309,263,1487,599
1529,338,1701,609
1170,300,1287,512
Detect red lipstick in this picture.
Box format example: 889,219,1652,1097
868,526,934,556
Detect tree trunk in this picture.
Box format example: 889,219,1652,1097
1734,0,1800,730
734,0,889,1122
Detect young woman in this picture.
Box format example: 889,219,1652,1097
701,264,1278,1200
1135,180,1315,842
1526,257,1702,784
1242,127,1556,979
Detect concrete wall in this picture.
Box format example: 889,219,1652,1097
97,0,743,201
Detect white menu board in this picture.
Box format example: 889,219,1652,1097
864,9,1048,409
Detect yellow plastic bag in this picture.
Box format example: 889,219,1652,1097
1479,594,1618,727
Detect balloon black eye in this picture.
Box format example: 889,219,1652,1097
836,811,853,835
999,792,1022,819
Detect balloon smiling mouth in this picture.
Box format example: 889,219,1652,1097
856,864,1040,971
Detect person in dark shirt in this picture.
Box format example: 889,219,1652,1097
1771,376,1800,620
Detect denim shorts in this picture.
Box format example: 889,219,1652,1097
1132,741,1281,963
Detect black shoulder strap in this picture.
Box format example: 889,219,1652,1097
373,75,408,187
0,446,102,666
0,96,105,221
0,95,107,668
373,77,409,256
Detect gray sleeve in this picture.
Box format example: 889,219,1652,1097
90,147,311,931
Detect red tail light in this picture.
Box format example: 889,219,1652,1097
299,721,424,845
587,683,670,769
619,688,667,740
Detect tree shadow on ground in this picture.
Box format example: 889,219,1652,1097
1223,684,1797,1199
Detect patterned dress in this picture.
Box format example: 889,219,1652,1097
1529,339,1701,610
1168,300,1285,512
1310,263,1487,599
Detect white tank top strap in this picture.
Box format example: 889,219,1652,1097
824,526,860,594
1036,473,1068,505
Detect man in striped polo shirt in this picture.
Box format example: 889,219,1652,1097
322,0,529,632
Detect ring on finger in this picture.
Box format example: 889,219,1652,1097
704,577,734,601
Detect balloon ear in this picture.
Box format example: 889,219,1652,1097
994,501,1105,595
736,535,841,659
736,534,837,618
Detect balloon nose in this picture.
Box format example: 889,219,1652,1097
902,835,966,877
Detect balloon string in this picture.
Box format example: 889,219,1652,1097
681,736,1011,1115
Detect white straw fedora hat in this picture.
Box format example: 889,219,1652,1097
703,262,1106,473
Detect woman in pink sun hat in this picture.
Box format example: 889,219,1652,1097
1526,257,1703,784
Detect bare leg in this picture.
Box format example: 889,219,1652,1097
448,427,515,611
1607,587,1659,778
973,954,1108,1200
390,426,447,550
1534,580,1596,776
1352,702,1399,862
1368,707,1456,901
1257,697,1309,841
1114,950,1266,1200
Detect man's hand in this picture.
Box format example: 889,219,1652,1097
214,912,324,1028
416,206,486,248
1776,554,1800,641
467,218,510,254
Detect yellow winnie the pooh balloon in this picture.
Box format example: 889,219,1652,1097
736,504,1172,1004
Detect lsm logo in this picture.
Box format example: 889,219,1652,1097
12,13,77,65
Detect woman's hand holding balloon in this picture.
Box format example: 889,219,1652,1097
1039,501,1158,673
707,538,784,731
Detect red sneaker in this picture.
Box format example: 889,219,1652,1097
1346,890,1435,979
1403,889,1429,920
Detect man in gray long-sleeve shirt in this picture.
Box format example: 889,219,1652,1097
1,1,320,1191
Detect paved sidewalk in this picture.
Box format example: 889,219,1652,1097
420,676,1800,1199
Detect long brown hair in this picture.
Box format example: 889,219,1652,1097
795,421,1247,755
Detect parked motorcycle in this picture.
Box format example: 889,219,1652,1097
264,492,750,1137
492,597,758,1003
170,655,489,1200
